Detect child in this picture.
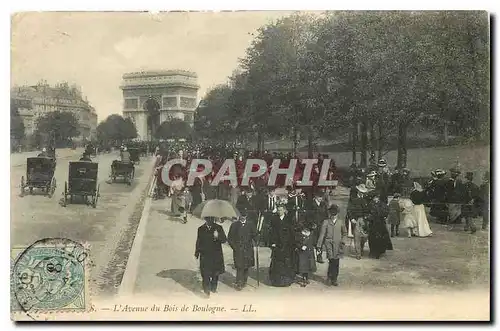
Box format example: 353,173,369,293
388,193,401,237
399,195,417,238
295,224,317,287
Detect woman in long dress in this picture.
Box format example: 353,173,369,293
367,196,393,258
170,175,185,217
268,204,296,287
410,182,433,237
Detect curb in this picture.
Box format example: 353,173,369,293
118,161,158,296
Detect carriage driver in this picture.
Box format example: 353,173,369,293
38,148,49,158
121,146,131,163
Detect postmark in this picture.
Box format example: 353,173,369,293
11,238,90,314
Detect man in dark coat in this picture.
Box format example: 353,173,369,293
478,171,490,231
195,217,227,297
190,173,205,212
228,210,257,290
462,172,478,234
445,167,465,226
347,184,370,260
305,190,329,263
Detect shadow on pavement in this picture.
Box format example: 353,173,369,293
228,263,272,287
218,270,237,289
156,269,206,298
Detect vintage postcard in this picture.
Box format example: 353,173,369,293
10,11,490,321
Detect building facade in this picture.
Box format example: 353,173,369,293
120,70,199,140
11,82,98,141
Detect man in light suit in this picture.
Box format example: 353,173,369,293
316,204,347,286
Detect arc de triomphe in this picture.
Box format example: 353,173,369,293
120,70,199,140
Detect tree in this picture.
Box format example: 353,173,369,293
97,114,137,145
194,84,236,141
156,118,193,140
10,101,25,151
35,111,79,147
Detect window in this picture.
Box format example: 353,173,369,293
162,97,177,108
180,97,196,108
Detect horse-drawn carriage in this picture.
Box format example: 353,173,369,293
20,157,57,197
128,147,140,164
62,161,100,208
110,161,135,185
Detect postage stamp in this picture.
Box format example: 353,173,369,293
11,238,90,315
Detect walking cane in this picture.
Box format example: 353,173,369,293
256,211,263,287
295,194,299,224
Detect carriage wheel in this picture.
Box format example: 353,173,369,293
92,185,100,208
20,176,25,197
62,181,68,207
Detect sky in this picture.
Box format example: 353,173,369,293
10,11,293,122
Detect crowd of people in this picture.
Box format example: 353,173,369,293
144,140,490,297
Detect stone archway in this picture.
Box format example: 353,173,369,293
144,97,161,140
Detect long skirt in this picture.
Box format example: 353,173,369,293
447,203,462,224
269,247,295,287
171,191,184,216
368,221,393,258
413,204,433,237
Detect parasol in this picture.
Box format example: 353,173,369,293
192,199,240,219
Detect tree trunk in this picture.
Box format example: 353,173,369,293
260,133,265,153
351,121,358,165
369,122,376,156
292,126,298,156
307,126,314,159
377,124,384,161
360,120,368,168
443,121,449,144
257,131,262,153
397,122,408,169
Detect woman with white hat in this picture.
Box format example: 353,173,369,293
410,182,433,237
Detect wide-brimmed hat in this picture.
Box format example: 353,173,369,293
377,159,387,167
450,167,461,174
413,182,423,192
367,171,377,177
402,168,410,174
435,169,446,177
356,184,369,193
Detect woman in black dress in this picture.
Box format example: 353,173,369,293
268,204,296,287
367,195,393,259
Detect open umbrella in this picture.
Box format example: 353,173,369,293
192,199,240,219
